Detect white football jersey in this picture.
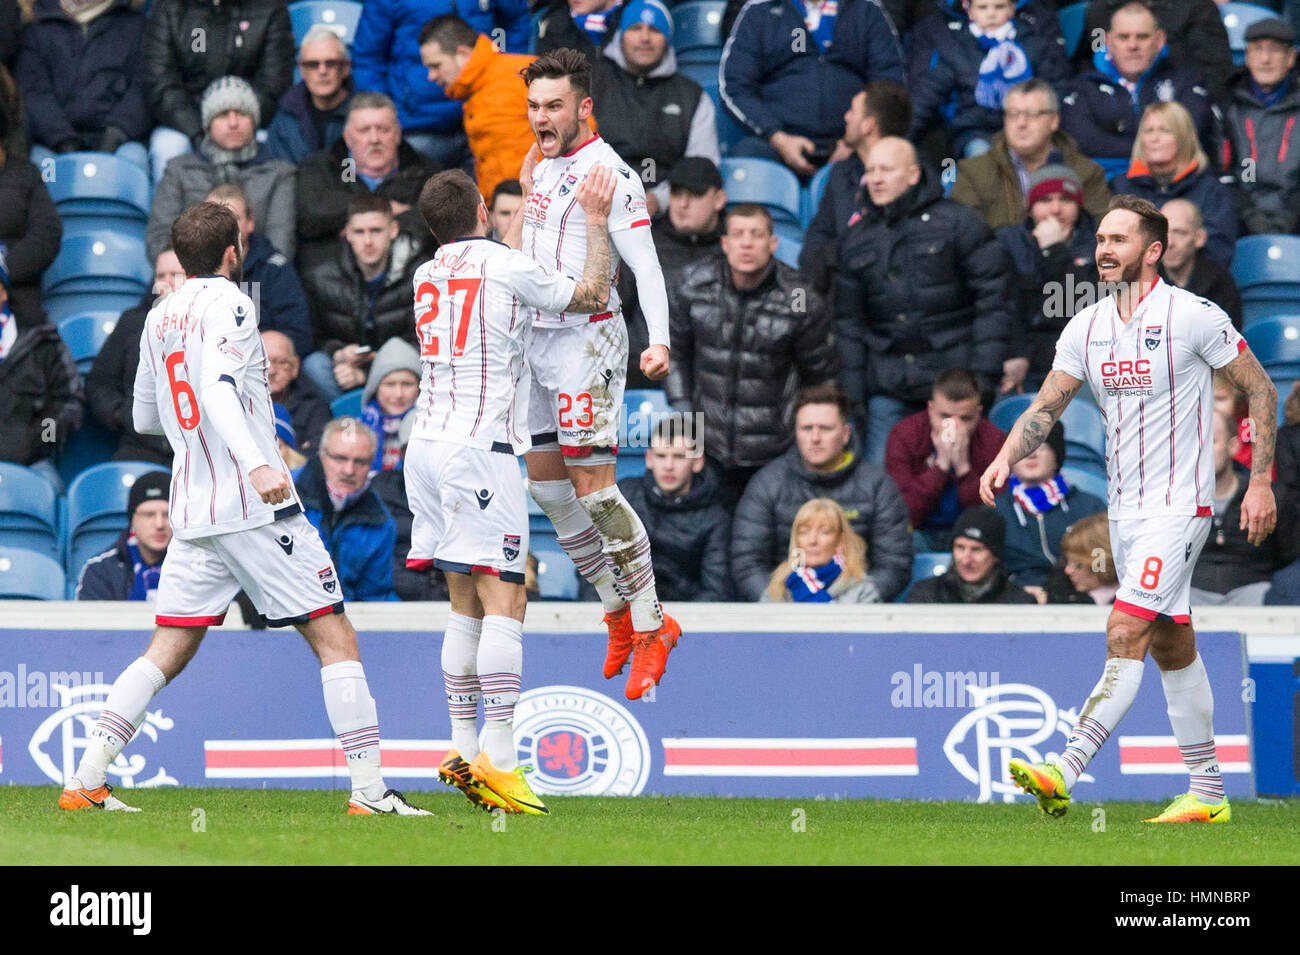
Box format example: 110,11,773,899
520,135,652,328
410,237,577,454
133,276,298,539
1053,278,1246,518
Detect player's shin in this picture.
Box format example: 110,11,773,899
578,485,663,633
1161,654,1224,803
478,616,523,770
1058,657,1144,789
443,612,484,759
321,660,386,800
72,657,167,789
528,478,625,611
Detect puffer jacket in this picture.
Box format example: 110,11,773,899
1110,158,1236,265
351,0,530,134
145,145,297,261
0,302,82,466
141,0,294,139
906,0,1069,154
665,255,836,471
303,232,421,356
834,164,1012,406
616,465,733,602
0,154,60,322
15,0,150,150
730,435,913,602
1225,70,1300,235
293,457,399,602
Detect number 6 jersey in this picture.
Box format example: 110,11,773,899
133,276,297,540
409,237,577,455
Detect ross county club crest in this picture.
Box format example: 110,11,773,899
1144,325,1163,351
318,566,337,594
511,686,651,795
558,173,578,197
502,533,520,562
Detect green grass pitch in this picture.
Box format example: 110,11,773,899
2,787,1298,865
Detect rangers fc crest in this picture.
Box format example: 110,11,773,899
503,534,521,562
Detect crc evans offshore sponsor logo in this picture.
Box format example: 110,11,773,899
514,685,651,796
28,683,177,789
1100,358,1154,396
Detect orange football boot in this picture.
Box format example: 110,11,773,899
625,613,681,700
602,605,634,678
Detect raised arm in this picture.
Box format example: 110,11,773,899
978,369,1083,505
1217,347,1278,544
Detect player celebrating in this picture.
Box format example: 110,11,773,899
506,49,680,701
408,166,618,814
980,195,1277,823
58,202,429,816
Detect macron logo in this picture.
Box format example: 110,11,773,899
49,885,151,936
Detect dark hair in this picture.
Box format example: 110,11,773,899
347,193,394,221
490,178,523,208
723,203,774,234
1107,193,1167,258
793,382,853,423
171,201,240,276
519,48,592,100
418,169,482,243
933,368,980,403
862,80,912,138
418,14,479,52
651,413,702,452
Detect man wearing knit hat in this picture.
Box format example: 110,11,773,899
75,470,173,601
590,0,719,218
994,162,1101,389
906,505,1037,604
146,76,297,262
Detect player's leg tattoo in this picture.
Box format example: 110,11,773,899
528,477,626,611
73,657,168,789
1057,656,1144,789
1160,654,1224,802
443,612,484,761
321,660,386,800
578,484,663,633
478,616,524,771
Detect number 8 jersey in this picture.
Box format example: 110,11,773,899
410,237,577,454
133,276,298,539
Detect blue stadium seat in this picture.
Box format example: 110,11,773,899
44,293,143,325
288,0,362,47
1220,3,1276,65
673,1,726,64
1232,237,1300,317
720,157,803,227
532,535,580,600
897,551,950,602
1245,315,1300,376
42,231,151,298
45,153,151,224
1060,464,1108,502
679,58,720,88
0,546,66,600
773,231,802,269
58,312,119,374
66,462,169,575
615,453,647,483
1094,156,1130,182
699,80,745,154
1057,2,1088,58
330,388,364,418
803,162,832,228
56,416,121,489
623,388,672,450
0,463,61,561
988,394,1033,433
989,393,1107,469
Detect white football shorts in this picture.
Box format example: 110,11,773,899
405,437,529,583
1111,514,1212,623
154,513,344,628
527,316,627,457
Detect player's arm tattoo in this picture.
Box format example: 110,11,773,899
1003,370,1083,465
564,218,612,313
1218,349,1278,482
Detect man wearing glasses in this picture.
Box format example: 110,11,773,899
950,77,1110,231
267,26,356,165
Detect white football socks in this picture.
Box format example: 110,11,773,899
442,612,484,760
1057,657,1144,790
1161,654,1224,803
577,484,663,633
529,478,626,612
74,657,166,789
478,616,523,771
321,660,385,800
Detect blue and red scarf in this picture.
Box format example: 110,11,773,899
125,534,163,602
790,0,838,53
573,2,624,46
1009,473,1069,515
786,555,843,602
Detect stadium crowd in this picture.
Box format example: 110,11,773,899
3,0,1300,607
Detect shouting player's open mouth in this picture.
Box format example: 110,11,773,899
536,127,559,152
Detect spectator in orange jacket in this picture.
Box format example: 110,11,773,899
419,14,536,201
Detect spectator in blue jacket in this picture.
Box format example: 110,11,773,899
75,470,172,601
906,0,1070,159
1060,1,1219,171
719,0,904,177
206,182,313,357
294,417,400,602
1108,100,1235,265
265,26,355,165
15,0,149,168
350,0,530,171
